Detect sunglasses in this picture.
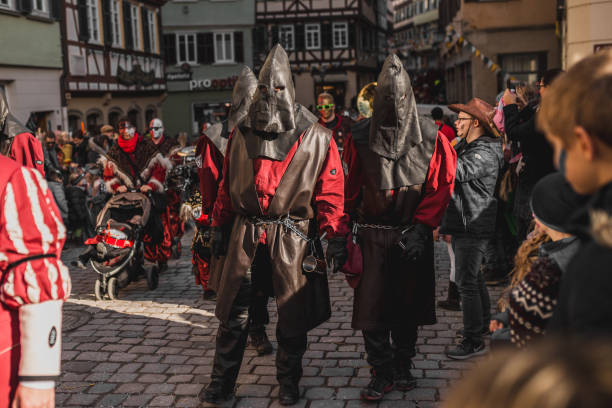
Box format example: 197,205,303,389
151,127,162,131
316,103,334,110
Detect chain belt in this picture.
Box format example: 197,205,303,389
351,222,413,243
247,215,310,242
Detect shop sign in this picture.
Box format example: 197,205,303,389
117,64,156,86
166,71,192,81
189,76,238,91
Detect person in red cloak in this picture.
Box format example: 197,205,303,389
97,117,172,271
148,118,183,262
341,54,457,401
0,155,71,407
0,89,45,175
317,91,351,152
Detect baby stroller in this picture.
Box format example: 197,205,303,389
88,192,159,300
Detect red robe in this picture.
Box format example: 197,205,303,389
0,156,70,406
319,113,350,151
9,132,45,176
212,132,349,239
343,130,457,228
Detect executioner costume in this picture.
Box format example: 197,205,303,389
342,54,457,401
0,90,45,174
201,45,348,406
187,66,274,355
0,155,71,405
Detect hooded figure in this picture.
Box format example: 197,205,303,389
342,54,457,402
201,45,348,406
0,90,45,174
241,45,318,161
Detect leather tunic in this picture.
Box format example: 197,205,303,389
214,123,333,337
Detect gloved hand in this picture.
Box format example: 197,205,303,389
397,223,432,261
211,225,230,257
326,237,348,273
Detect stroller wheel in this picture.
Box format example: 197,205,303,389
146,267,159,290
107,277,119,300
94,279,104,301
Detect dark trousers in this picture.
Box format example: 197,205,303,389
210,245,306,389
362,324,418,374
452,236,491,342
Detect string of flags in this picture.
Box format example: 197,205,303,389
444,25,517,83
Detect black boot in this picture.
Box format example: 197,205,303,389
393,359,417,392
203,289,217,301
360,367,394,401
437,281,461,311
199,379,234,404
278,382,300,406
250,328,273,356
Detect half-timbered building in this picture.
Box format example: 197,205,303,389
254,0,391,109
61,0,166,134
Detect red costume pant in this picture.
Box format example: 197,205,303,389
144,206,172,264
0,306,20,407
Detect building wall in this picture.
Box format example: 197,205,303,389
163,0,253,27
565,0,612,68
461,0,557,30
0,14,63,69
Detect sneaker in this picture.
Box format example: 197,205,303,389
393,360,417,392
199,380,234,404
446,338,488,360
278,382,300,406
360,369,394,401
249,330,274,356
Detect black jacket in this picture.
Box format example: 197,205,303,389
503,104,555,186
440,136,504,237
66,185,89,226
549,181,612,334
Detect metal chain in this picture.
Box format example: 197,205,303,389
248,216,310,242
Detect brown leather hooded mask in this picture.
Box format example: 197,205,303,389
248,44,296,134
369,54,422,160
228,66,257,131
241,44,317,161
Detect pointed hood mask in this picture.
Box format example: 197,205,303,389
241,44,317,161
0,89,30,156
248,44,296,134
369,54,422,160
228,66,257,131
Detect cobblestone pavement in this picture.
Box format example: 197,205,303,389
58,228,502,407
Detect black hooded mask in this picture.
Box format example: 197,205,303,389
353,54,437,190
0,90,30,157
228,66,257,131
369,54,422,160
241,44,317,160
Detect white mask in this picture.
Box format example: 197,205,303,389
149,118,164,140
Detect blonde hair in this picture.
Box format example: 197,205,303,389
538,49,612,148
498,226,550,310
444,338,612,408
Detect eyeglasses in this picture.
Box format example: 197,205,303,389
316,104,334,110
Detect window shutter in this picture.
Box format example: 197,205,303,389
51,0,62,21
18,0,32,14
295,24,304,50
76,0,89,42
157,10,163,55
142,7,150,52
321,23,331,49
197,32,214,64
102,0,112,45
234,31,244,63
349,24,355,48
253,26,265,55
162,33,176,65
123,1,133,49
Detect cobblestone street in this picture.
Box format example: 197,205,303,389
57,228,502,407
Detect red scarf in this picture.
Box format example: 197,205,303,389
118,134,138,153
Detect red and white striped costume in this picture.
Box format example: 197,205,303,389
0,156,71,406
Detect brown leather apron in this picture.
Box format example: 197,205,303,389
214,123,333,337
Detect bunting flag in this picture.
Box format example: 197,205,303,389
444,25,517,82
